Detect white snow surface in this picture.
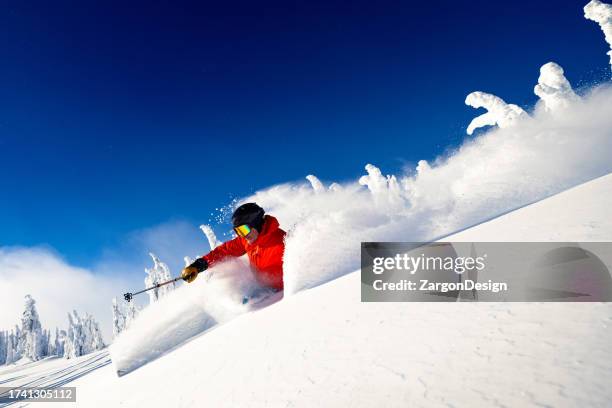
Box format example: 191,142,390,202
2,171,611,407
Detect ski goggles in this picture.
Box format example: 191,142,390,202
234,224,252,238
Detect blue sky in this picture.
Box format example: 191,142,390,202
0,0,609,269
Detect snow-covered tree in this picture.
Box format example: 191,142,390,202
112,298,127,338
63,311,81,359
46,329,55,357
585,0,612,69
200,225,221,249
358,164,405,208
111,297,142,336
534,62,579,112
5,332,15,365
0,297,105,363
82,313,105,352
125,301,140,330
306,174,325,193
144,253,174,303
55,329,66,357
0,331,6,365
62,310,103,359
12,325,22,361
19,295,46,361
465,91,527,135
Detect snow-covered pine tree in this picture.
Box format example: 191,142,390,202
112,297,127,338
62,310,105,359
0,330,6,365
5,332,15,365
82,313,105,352
55,328,66,357
63,310,83,359
19,295,46,361
46,329,55,356
144,253,174,303
13,325,22,361
125,301,139,330
200,224,221,249
36,328,48,360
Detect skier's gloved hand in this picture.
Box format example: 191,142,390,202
181,258,208,283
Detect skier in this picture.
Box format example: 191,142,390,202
181,203,286,290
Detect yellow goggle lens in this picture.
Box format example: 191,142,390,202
234,224,251,237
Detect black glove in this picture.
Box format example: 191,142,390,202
190,258,208,272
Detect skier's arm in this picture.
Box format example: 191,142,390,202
201,237,247,267
182,238,246,283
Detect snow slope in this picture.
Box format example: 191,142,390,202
0,350,109,407
12,171,609,408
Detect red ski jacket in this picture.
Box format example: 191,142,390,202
202,215,286,289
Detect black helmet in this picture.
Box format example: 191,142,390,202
232,202,265,231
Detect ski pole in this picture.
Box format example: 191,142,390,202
123,276,183,302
